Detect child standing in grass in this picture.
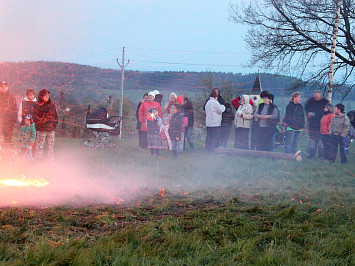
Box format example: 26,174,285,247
329,103,350,164
168,104,184,157
17,114,36,161
147,108,164,155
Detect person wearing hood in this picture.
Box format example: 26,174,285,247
163,92,177,118
18,88,37,125
205,90,225,152
17,114,36,161
254,92,279,151
234,95,253,149
33,89,58,161
282,92,305,154
0,81,17,147
329,103,350,164
320,103,335,161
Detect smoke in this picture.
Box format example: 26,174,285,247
0,148,152,207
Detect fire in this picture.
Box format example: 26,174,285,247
0,175,49,188
159,188,166,198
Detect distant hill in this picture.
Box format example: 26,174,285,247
0,61,352,104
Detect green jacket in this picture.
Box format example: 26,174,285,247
329,113,350,138
17,123,36,145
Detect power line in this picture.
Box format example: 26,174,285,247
130,59,245,67
126,46,249,55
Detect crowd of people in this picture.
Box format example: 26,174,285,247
136,90,195,157
0,81,58,162
1,80,353,164
136,88,354,164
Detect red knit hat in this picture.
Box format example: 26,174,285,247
176,95,184,105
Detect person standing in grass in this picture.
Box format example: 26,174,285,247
234,95,253,149
0,81,17,148
254,92,279,151
282,92,305,154
33,89,58,162
328,103,350,164
220,103,235,147
305,90,329,158
146,107,164,156
136,93,148,149
205,90,226,153
138,92,162,150
168,104,184,157
182,97,195,151
17,114,36,161
320,103,335,161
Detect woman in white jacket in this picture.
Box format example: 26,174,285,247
205,90,226,153
234,95,253,149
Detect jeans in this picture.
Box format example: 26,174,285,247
329,135,347,163
184,126,194,150
308,132,324,158
321,134,332,161
206,127,221,153
172,140,179,157
284,130,301,154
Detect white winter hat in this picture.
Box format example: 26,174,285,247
152,90,160,96
148,91,155,98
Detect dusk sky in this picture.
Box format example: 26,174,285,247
0,0,259,73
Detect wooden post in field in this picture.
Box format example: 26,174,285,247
117,47,129,140
215,147,302,162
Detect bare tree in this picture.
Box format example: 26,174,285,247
230,0,355,99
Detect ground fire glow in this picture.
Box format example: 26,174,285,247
0,175,49,188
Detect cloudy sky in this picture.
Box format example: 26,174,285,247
0,0,258,73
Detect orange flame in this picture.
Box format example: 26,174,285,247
159,188,166,198
0,175,49,188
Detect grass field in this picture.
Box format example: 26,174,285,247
0,135,354,265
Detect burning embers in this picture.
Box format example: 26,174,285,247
0,175,49,188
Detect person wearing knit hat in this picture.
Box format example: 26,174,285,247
148,91,155,98
152,90,160,96
163,92,177,118
176,95,184,105
138,91,162,149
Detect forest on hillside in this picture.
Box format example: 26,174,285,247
0,61,332,105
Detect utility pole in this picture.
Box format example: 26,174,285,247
117,47,129,139
328,0,342,103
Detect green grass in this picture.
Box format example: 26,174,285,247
0,136,354,265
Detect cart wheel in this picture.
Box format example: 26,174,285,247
81,139,91,148
108,140,118,148
94,141,106,149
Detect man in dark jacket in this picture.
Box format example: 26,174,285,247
220,103,235,147
305,91,329,158
282,92,305,153
0,81,17,147
183,97,195,150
